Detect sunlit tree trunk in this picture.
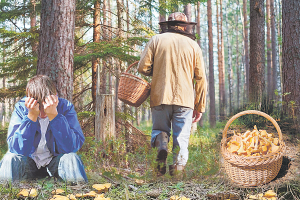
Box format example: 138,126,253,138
266,0,273,100
249,0,265,106
235,14,240,110
30,0,37,55
282,0,300,128
92,0,101,105
102,0,107,94
208,0,216,127
243,0,250,100
270,0,278,100
37,0,75,101
217,0,225,120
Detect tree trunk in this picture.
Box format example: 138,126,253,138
235,14,240,110
30,0,37,55
266,0,273,100
91,0,101,106
217,0,225,120
249,0,265,106
282,0,300,128
270,0,278,100
243,0,250,100
225,8,233,115
207,0,216,127
37,0,75,102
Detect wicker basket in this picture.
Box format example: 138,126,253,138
118,61,151,107
221,110,286,187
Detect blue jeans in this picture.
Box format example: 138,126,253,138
0,152,88,183
151,105,193,166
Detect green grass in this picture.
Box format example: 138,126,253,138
1,120,300,199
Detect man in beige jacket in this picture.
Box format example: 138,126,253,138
138,12,207,176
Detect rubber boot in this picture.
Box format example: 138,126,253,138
154,132,169,175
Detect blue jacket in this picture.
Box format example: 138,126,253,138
7,97,85,157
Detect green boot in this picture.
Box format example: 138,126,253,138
154,132,169,175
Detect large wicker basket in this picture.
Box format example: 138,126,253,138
118,61,151,107
221,110,286,187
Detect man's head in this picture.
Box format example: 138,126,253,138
26,75,57,105
159,12,196,39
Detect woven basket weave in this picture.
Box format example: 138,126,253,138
221,110,286,187
118,61,151,107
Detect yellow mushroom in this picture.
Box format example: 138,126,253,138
17,188,38,198
83,191,98,197
263,190,277,198
92,183,112,193
52,195,69,200
51,189,65,195
66,194,77,200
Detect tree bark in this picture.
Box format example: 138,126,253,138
37,0,75,102
270,0,278,100
235,14,240,110
243,0,250,100
249,0,265,106
207,0,216,127
92,0,101,106
266,0,273,100
30,0,37,55
217,0,225,120
282,0,300,127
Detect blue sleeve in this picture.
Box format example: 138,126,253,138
48,101,85,154
7,102,39,156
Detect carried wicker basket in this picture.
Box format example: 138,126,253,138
118,61,151,107
221,110,286,187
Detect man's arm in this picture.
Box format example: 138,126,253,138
7,99,39,156
194,48,207,113
138,37,155,76
48,99,85,154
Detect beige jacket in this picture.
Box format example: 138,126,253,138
138,32,207,112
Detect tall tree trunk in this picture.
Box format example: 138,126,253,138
235,14,240,110
101,0,107,94
225,8,233,115
282,0,300,128
108,0,113,94
270,0,277,100
249,0,265,106
37,0,75,101
30,0,37,55
207,0,216,127
266,0,273,100
243,0,250,100
91,0,101,106
217,0,225,120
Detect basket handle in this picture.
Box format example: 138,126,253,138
222,110,283,141
125,61,139,73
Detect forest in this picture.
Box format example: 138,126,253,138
0,0,300,199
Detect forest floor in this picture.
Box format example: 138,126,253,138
0,121,300,200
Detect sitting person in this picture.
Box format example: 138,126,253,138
0,75,87,183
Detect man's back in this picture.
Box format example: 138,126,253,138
139,32,206,111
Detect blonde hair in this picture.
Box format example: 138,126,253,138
26,75,57,104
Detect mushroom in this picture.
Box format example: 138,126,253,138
51,189,65,195
17,189,38,198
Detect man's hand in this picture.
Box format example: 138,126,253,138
192,110,202,123
43,95,59,121
25,97,40,122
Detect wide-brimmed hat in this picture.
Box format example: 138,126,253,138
159,12,197,40
159,12,197,26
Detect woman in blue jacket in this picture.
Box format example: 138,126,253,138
0,75,87,183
